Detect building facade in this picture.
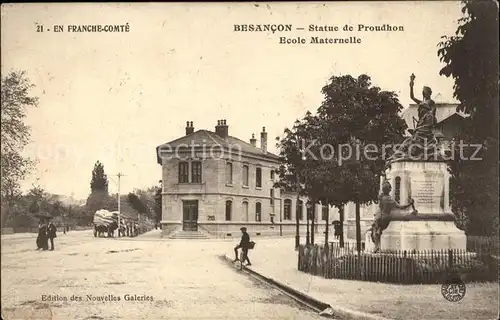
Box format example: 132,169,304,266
157,120,339,238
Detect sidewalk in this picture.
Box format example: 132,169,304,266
227,238,498,320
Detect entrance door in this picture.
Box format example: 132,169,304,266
182,200,198,231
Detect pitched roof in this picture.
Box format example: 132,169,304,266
156,130,279,164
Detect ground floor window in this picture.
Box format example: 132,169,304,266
255,202,261,222
322,205,328,221
225,200,232,221
242,201,249,221
297,200,303,220
284,199,292,220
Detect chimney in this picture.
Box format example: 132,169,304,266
185,121,194,135
250,133,257,147
215,119,229,138
215,120,222,134
260,127,267,153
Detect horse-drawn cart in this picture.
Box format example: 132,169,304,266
93,209,119,237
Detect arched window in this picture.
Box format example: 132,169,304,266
242,201,249,222
395,176,401,203
225,200,232,221
297,200,303,220
255,202,262,222
284,199,292,220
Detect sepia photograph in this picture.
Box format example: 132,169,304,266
1,2,498,320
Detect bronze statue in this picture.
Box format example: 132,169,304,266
388,74,441,163
370,180,416,252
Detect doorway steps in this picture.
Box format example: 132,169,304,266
168,228,211,239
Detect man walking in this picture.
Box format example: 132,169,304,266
47,222,57,251
233,227,251,266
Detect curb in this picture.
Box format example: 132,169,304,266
223,254,391,320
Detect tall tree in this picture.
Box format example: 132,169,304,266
277,74,407,251
438,0,499,235
86,161,113,222
90,161,109,193
1,71,38,224
318,75,407,251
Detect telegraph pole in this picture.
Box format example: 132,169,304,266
115,172,125,237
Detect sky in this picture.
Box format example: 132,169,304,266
1,2,463,200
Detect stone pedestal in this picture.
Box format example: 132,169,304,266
380,220,466,251
380,160,466,251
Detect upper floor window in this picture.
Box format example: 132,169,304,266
226,162,233,185
255,202,262,222
270,189,274,205
225,200,232,221
191,161,202,183
270,170,275,180
256,167,262,188
242,165,249,186
178,162,189,183
284,199,292,220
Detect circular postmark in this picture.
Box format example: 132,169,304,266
441,276,466,302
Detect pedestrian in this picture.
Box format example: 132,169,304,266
332,220,341,240
233,227,251,266
47,221,57,251
36,220,48,250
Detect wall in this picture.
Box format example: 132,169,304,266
160,146,346,238
161,150,281,223
199,221,335,240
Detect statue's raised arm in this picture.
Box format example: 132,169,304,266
409,73,421,104
387,73,441,163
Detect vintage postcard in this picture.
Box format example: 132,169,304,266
1,2,498,320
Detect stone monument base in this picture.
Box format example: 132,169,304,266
380,220,466,251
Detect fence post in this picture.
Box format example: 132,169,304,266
448,249,453,270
